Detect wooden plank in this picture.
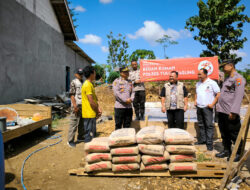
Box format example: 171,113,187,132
0,104,51,118
2,118,52,143
68,168,225,178
220,104,250,190
197,162,227,170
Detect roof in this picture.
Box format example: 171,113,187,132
50,0,77,41
50,0,95,64
65,41,95,64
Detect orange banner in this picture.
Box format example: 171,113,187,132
140,56,219,82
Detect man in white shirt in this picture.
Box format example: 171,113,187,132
195,69,220,151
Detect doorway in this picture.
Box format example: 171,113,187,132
66,66,70,92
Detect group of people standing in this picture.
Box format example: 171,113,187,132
67,59,246,162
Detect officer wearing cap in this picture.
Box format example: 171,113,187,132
113,66,135,130
129,60,146,120
67,68,84,147
215,59,246,161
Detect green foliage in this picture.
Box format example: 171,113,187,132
107,71,119,83
107,32,129,72
67,1,78,29
185,0,250,64
94,64,106,81
196,152,212,162
237,65,250,84
156,35,178,59
129,49,156,61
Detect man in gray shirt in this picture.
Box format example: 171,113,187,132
129,60,145,120
216,59,246,162
67,68,84,147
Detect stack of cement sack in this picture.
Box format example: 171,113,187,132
137,126,169,171
84,137,112,172
164,128,197,172
109,128,140,172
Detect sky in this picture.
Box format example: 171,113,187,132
70,0,250,70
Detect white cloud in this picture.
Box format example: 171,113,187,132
172,55,192,59
101,46,109,53
230,50,247,58
99,0,112,4
79,34,102,45
74,5,86,12
127,21,192,45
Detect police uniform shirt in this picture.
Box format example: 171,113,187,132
69,78,83,106
217,72,246,115
112,77,135,108
129,69,145,91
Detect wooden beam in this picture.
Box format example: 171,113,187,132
2,118,52,143
219,104,250,190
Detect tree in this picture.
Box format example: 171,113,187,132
107,71,119,84
107,32,129,72
129,49,156,62
156,35,178,59
67,1,78,29
185,0,250,64
94,64,106,81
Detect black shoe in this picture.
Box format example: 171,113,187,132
207,146,213,151
195,141,206,145
215,150,231,158
227,154,241,162
77,138,84,143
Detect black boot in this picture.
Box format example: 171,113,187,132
135,114,140,120
227,154,241,162
215,150,231,158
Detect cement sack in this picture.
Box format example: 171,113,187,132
142,151,170,165
84,137,110,153
169,163,197,172
109,128,136,147
112,163,140,172
86,153,112,163
140,163,168,171
111,146,138,156
136,126,164,144
138,144,164,156
164,128,194,145
85,161,112,172
170,155,195,162
112,155,141,164
166,145,196,154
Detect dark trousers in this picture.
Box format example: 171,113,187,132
218,112,242,154
83,118,96,143
197,107,214,147
167,109,184,129
133,91,146,118
115,108,133,130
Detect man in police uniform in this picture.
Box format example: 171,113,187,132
129,60,145,120
68,68,84,147
216,59,246,161
113,67,134,130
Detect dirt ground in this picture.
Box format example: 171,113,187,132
4,117,250,190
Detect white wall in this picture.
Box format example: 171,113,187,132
15,0,62,33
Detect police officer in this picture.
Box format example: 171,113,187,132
216,59,246,161
113,67,134,130
67,68,84,147
129,60,145,120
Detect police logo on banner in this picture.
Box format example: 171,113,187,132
198,60,214,76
